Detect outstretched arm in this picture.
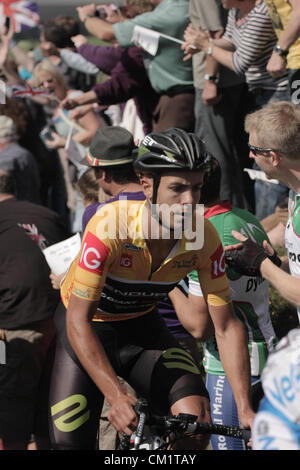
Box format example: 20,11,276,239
77,4,116,42
227,230,300,309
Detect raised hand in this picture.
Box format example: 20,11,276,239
77,3,97,22
225,230,281,277
183,23,210,51
60,97,79,110
71,34,88,49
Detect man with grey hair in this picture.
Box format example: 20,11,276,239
0,115,41,203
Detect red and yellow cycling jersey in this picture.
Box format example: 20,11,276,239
61,197,231,321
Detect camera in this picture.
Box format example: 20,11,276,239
95,8,107,19
40,126,54,148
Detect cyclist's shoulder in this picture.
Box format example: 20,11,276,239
221,206,268,246
204,202,265,243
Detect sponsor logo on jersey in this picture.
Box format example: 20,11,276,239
245,275,264,292
288,251,300,263
210,244,226,279
120,253,133,268
172,255,197,269
124,243,142,252
79,231,110,275
141,135,156,147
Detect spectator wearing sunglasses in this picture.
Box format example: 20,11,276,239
234,100,300,324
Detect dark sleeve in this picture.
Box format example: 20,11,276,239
81,203,100,236
77,44,123,75
92,47,148,105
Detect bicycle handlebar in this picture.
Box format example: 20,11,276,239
118,398,251,450
189,421,251,441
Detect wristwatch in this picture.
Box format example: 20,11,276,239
273,44,289,57
204,74,218,83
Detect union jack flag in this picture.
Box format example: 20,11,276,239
0,1,40,33
18,223,48,250
12,83,51,99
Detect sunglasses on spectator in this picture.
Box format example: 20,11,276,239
248,143,284,156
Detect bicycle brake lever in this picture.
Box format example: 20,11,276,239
132,398,149,450
134,398,149,417
134,411,146,449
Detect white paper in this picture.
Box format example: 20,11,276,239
43,233,81,276
131,25,196,56
64,122,74,150
65,138,87,171
132,25,160,55
244,168,279,185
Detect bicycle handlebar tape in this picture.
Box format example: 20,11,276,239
194,422,251,442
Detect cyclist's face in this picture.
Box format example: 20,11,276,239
156,171,203,206
154,171,203,231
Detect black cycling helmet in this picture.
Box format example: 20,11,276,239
135,128,210,211
134,127,210,173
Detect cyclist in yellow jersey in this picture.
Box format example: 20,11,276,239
50,128,254,450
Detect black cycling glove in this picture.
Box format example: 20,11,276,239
225,238,281,277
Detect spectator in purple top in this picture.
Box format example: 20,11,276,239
60,37,159,136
